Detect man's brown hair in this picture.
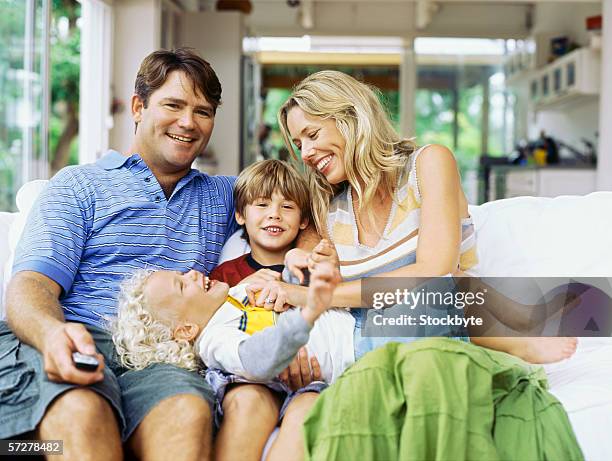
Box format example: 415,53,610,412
134,47,222,111
234,160,311,243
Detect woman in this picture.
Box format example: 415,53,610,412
247,70,581,460
249,70,576,365
245,70,476,355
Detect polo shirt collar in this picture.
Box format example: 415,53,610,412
96,150,136,170
96,149,202,190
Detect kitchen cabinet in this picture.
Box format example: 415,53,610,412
489,166,596,201
529,48,601,110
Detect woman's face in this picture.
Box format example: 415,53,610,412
286,106,347,185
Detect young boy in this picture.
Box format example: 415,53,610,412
111,241,346,461
112,259,587,461
171,159,319,461
210,159,310,287
207,159,316,460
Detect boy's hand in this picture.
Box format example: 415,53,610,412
278,347,322,390
240,269,281,286
308,239,340,273
284,248,310,284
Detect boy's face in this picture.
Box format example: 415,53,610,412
131,70,215,177
143,269,229,328
236,191,308,256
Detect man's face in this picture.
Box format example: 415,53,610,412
131,70,215,176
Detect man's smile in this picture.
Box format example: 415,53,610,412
167,133,196,144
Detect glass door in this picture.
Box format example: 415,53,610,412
0,0,50,211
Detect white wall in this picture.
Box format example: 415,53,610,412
530,100,600,151
79,0,113,164
597,0,612,190
109,0,161,154
178,11,245,176
533,2,602,47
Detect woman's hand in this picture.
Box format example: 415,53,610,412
239,268,282,286
286,240,341,285
246,280,307,312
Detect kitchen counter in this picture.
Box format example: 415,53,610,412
487,165,597,201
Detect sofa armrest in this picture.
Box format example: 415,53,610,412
0,211,17,317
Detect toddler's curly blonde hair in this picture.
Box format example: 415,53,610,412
110,269,199,371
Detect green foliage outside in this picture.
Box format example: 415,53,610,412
0,0,79,211
0,1,31,210
415,85,486,175
415,89,454,151
49,0,80,171
261,88,292,158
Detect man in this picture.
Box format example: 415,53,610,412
0,48,235,460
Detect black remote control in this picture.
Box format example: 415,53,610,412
72,352,99,372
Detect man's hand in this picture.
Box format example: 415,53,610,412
42,322,105,385
278,347,322,391
239,269,282,286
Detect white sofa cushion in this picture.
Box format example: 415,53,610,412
0,211,17,311
468,192,612,277
218,230,250,264
1,180,49,316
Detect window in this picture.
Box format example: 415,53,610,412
415,38,511,203
0,0,50,211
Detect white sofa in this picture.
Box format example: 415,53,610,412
1,181,611,460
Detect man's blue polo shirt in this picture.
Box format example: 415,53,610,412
13,150,238,329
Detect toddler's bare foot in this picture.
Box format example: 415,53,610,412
302,261,341,325
510,337,578,364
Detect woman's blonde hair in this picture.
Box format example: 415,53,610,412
109,269,199,371
278,70,416,235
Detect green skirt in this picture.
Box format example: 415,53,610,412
303,338,583,461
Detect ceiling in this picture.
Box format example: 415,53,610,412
170,0,600,39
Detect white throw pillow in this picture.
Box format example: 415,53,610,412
218,230,250,265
